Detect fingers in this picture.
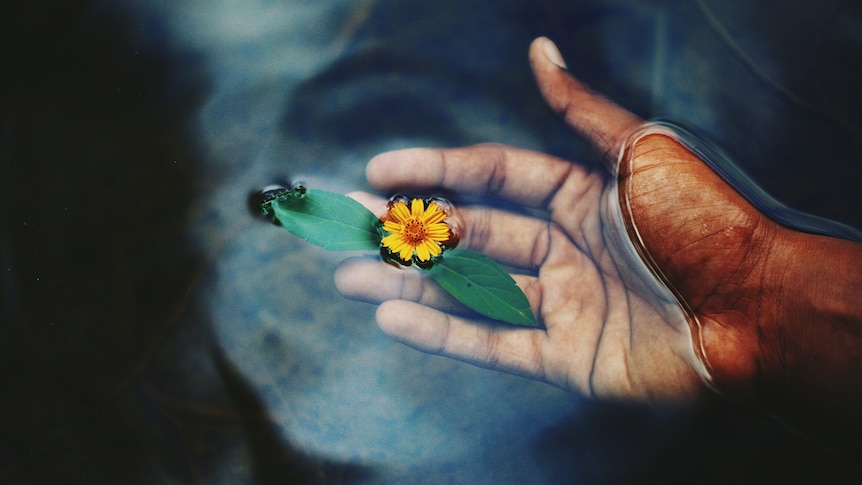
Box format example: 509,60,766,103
335,257,541,317
366,144,585,210
365,38,643,210
529,37,644,163
374,299,547,380
349,191,554,270
334,257,467,313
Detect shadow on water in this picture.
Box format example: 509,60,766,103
532,397,860,484
0,3,371,483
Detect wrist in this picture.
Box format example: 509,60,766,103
746,228,862,437
771,232,862,399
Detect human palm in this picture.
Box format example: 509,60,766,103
336,38,828,405
338,135,708,402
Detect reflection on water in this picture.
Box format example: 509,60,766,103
3,0,861,483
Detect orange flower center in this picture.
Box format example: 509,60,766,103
404,221,428,243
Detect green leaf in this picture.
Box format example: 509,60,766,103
268,189,381,251
427,249,537,327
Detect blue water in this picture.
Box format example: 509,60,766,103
3,0,861,483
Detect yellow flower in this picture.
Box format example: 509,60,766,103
381,198,451,263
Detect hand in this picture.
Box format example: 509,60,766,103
335,38,862,418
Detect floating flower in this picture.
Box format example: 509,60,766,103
380,197,457,266
257,185,534,326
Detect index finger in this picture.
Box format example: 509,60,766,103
366,143,590,209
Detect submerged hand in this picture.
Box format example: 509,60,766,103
336,37,705,401
336,38,862,417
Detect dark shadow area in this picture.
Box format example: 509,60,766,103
533,397,861,484
277,0,599,171
1,3,372,483
687,1,862,230
281,48,469,154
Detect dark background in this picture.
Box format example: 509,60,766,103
2,1,860,483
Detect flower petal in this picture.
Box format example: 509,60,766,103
380,233,398,246
425,240,442,257
424,210,446,226
425,223,450,239
399,243,414,262
381,233,406,253
415,241,431,261
382,220,403,234
420,202,441,221
410,198,425,219
390,202,411,223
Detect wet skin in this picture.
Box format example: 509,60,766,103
335,38,862,436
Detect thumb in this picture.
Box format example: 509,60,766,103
529,37,643,162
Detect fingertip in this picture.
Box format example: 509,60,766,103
366,149,427,191
529,36,568,83
528,37,582,123
333,256,365,297
334,257,413,305
376,300,446,354
345,191,388,216
374,300,400,332
370,147,457,191
365,151,395,187
528,37,642,161
531,36,567,70
375,300,414,340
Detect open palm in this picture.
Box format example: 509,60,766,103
336,38,811,404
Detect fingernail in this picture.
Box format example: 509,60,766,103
541,37,567,70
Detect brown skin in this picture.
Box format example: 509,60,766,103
621,133,775,389
335,37,862,441
624,132,862,435
528,36,862,433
